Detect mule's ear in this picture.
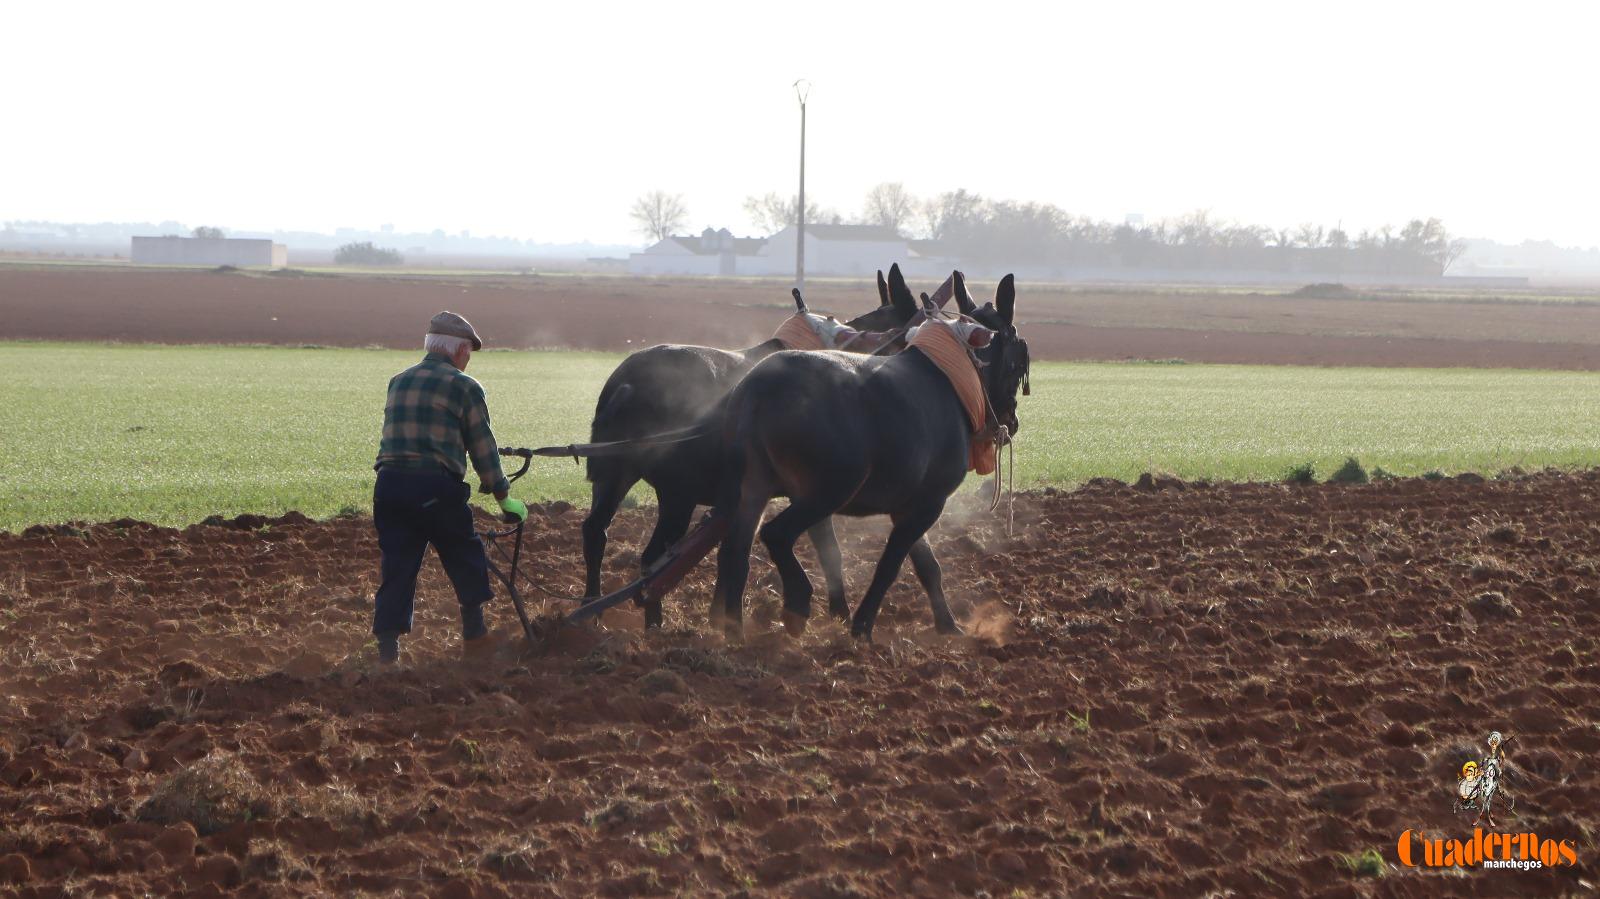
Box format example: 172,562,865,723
995,274,1016,326
920,292,939,314
886,263,917,320
876,269,889,306
966,327,994,349
791,287,808,314
953,270,978,315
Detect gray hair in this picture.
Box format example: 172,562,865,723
424,333,471,357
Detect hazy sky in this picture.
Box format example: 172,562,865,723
6,1,1596,247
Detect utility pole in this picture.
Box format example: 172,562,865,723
794,79,810,290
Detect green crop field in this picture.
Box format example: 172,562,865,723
3,341,1599,531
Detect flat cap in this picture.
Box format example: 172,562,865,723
427,310,482,350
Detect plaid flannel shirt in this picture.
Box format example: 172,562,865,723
374,352,510,495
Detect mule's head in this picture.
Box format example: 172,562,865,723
844,262,918,332
973,274,1029,435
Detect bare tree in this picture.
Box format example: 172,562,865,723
743,192,821,235
922,189,986,242
1294,223,1325,249
630,191,688,243
861,182,916,235
192,226,224,240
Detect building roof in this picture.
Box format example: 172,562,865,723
801,224,905,242
662,234,766,256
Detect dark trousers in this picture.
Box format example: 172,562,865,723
372,468,493,636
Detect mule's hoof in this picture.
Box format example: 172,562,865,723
721,618,744,642
781,610,809,636
936,620,965,636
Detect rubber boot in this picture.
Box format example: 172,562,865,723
461,605,500,660
461,604,488,641
375,632,401,665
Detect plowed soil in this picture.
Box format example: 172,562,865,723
2,473,1598,897
5,266,1600,368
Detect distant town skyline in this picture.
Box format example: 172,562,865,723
7,2,1597,249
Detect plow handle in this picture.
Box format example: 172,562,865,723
499,446,534,482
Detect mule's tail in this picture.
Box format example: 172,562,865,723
586,383,635,483
591,383,635,433
712,389,751,519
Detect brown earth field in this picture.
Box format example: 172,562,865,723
3,473,1599,896
5,266,1600,368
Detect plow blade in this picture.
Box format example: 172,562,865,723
568,512,728,623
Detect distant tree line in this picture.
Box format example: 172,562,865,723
635,184,1468,276
912,194,1466,277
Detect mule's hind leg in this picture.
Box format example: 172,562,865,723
908,537,962,635
851,500,947,641
761,502,847,634
713,478,773,641
806,517,850,621
638,490,696,629
582,463,640,598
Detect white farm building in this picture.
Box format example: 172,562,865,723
131,236,287,268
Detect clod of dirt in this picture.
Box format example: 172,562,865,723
1468,591,1520,619
283,652,329,679
587,798,641,830
638,668,687,696
1083,586,1128,609
662,646,752,678
136,753,271,835
1380,722,1419,747
243,840,313,883
189,855,241,889
1314,780,1379,812
158,660,218,689
949,533,988,556
1444,664,1476,687
0,854,31,885
122,748,148,771
575,646,620,675
1509,706,1567,732
152,823,197,862
1486,524,1523,544
1145,751,1199,779
1134,473,1186,492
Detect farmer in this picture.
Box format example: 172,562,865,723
371,311,526,664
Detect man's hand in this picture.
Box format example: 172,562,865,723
499,497,528,523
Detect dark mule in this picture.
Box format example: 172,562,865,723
712,275,1029,639
582,266,920,627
